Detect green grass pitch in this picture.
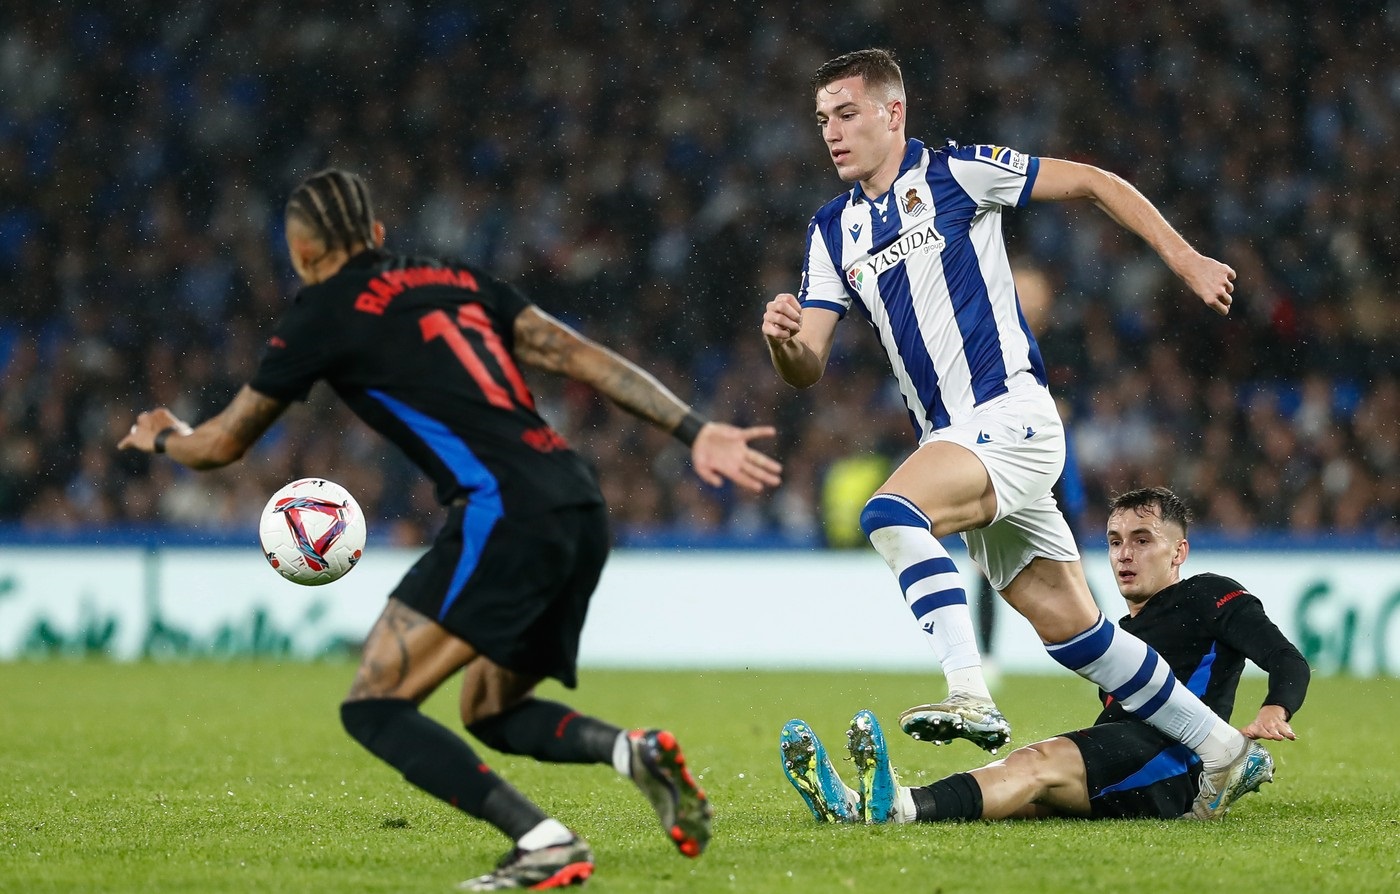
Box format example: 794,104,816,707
2,662,1397,893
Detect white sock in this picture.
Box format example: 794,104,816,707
1046,614,1245,772
611,731,632,776
947,666,991,701
894,786,917,824
1197,718,1248,772
517,818,574,850
864,495,989,701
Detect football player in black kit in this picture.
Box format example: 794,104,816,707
780,486,1309,825
121,169,783,890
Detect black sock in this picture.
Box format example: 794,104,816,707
467,698,622,765
910,772,984,822
341,698,547,840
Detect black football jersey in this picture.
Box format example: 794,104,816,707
250,250,603,513
1097,572,1310,725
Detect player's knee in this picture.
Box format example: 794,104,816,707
459,684,519,728
859,493,931,539
1004,738,1074,787
341,697,414,750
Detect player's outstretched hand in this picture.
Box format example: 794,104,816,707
691,423,782,493
1239,704,1296,742
762,293,804,343
119,407,192,453
1178,252,1236,316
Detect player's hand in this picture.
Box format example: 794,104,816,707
1177,252,1236,316
691,423,782,493
1239,704,1296,741
119,408,192,453
762,293,804,343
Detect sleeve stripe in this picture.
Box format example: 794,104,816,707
1016,156,1041,207
800,298,847,317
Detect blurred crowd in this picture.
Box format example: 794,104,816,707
1,0,1396,547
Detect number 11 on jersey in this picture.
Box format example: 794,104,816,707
420,306,535,411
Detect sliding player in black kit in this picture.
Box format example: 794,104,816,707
780,487,1309,825
121,169,783,890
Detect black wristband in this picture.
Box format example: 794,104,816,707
153,426,179,454
673,410,708,447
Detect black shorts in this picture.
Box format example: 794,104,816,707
1064,721,1201,819
391,501,609,689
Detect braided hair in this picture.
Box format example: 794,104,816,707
285,169,376,254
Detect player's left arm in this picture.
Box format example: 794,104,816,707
1030,158,1235,316
1214,587,1312,741
119,385,289,470
512,306,782,492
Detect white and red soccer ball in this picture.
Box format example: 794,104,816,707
258,478,366,585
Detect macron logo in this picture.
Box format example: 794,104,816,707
976,432,993,444
849,223,863,241
1025,426,1036,439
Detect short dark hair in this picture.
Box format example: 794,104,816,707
1108,486,1192,534
811,48,904,100
285,168,376,253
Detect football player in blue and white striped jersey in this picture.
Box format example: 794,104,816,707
763,48,1255,820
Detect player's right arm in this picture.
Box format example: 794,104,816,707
767,209,847,387
119,386,288,469
762,294,839,388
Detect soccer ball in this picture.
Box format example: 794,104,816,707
258,478,366,585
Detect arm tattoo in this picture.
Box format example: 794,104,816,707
178,386,289,469
513,311,573,375
228,389,287,443
516,308,688,431
580,349,689,430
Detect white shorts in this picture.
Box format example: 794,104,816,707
921,386,1081,591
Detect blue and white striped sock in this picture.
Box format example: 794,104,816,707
860,494,989,700
1046,614,1244,771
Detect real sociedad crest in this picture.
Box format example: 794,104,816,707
902,188,928,216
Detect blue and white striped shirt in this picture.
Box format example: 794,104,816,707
799,138,1049,438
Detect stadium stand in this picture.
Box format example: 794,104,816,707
0,1,1394,547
